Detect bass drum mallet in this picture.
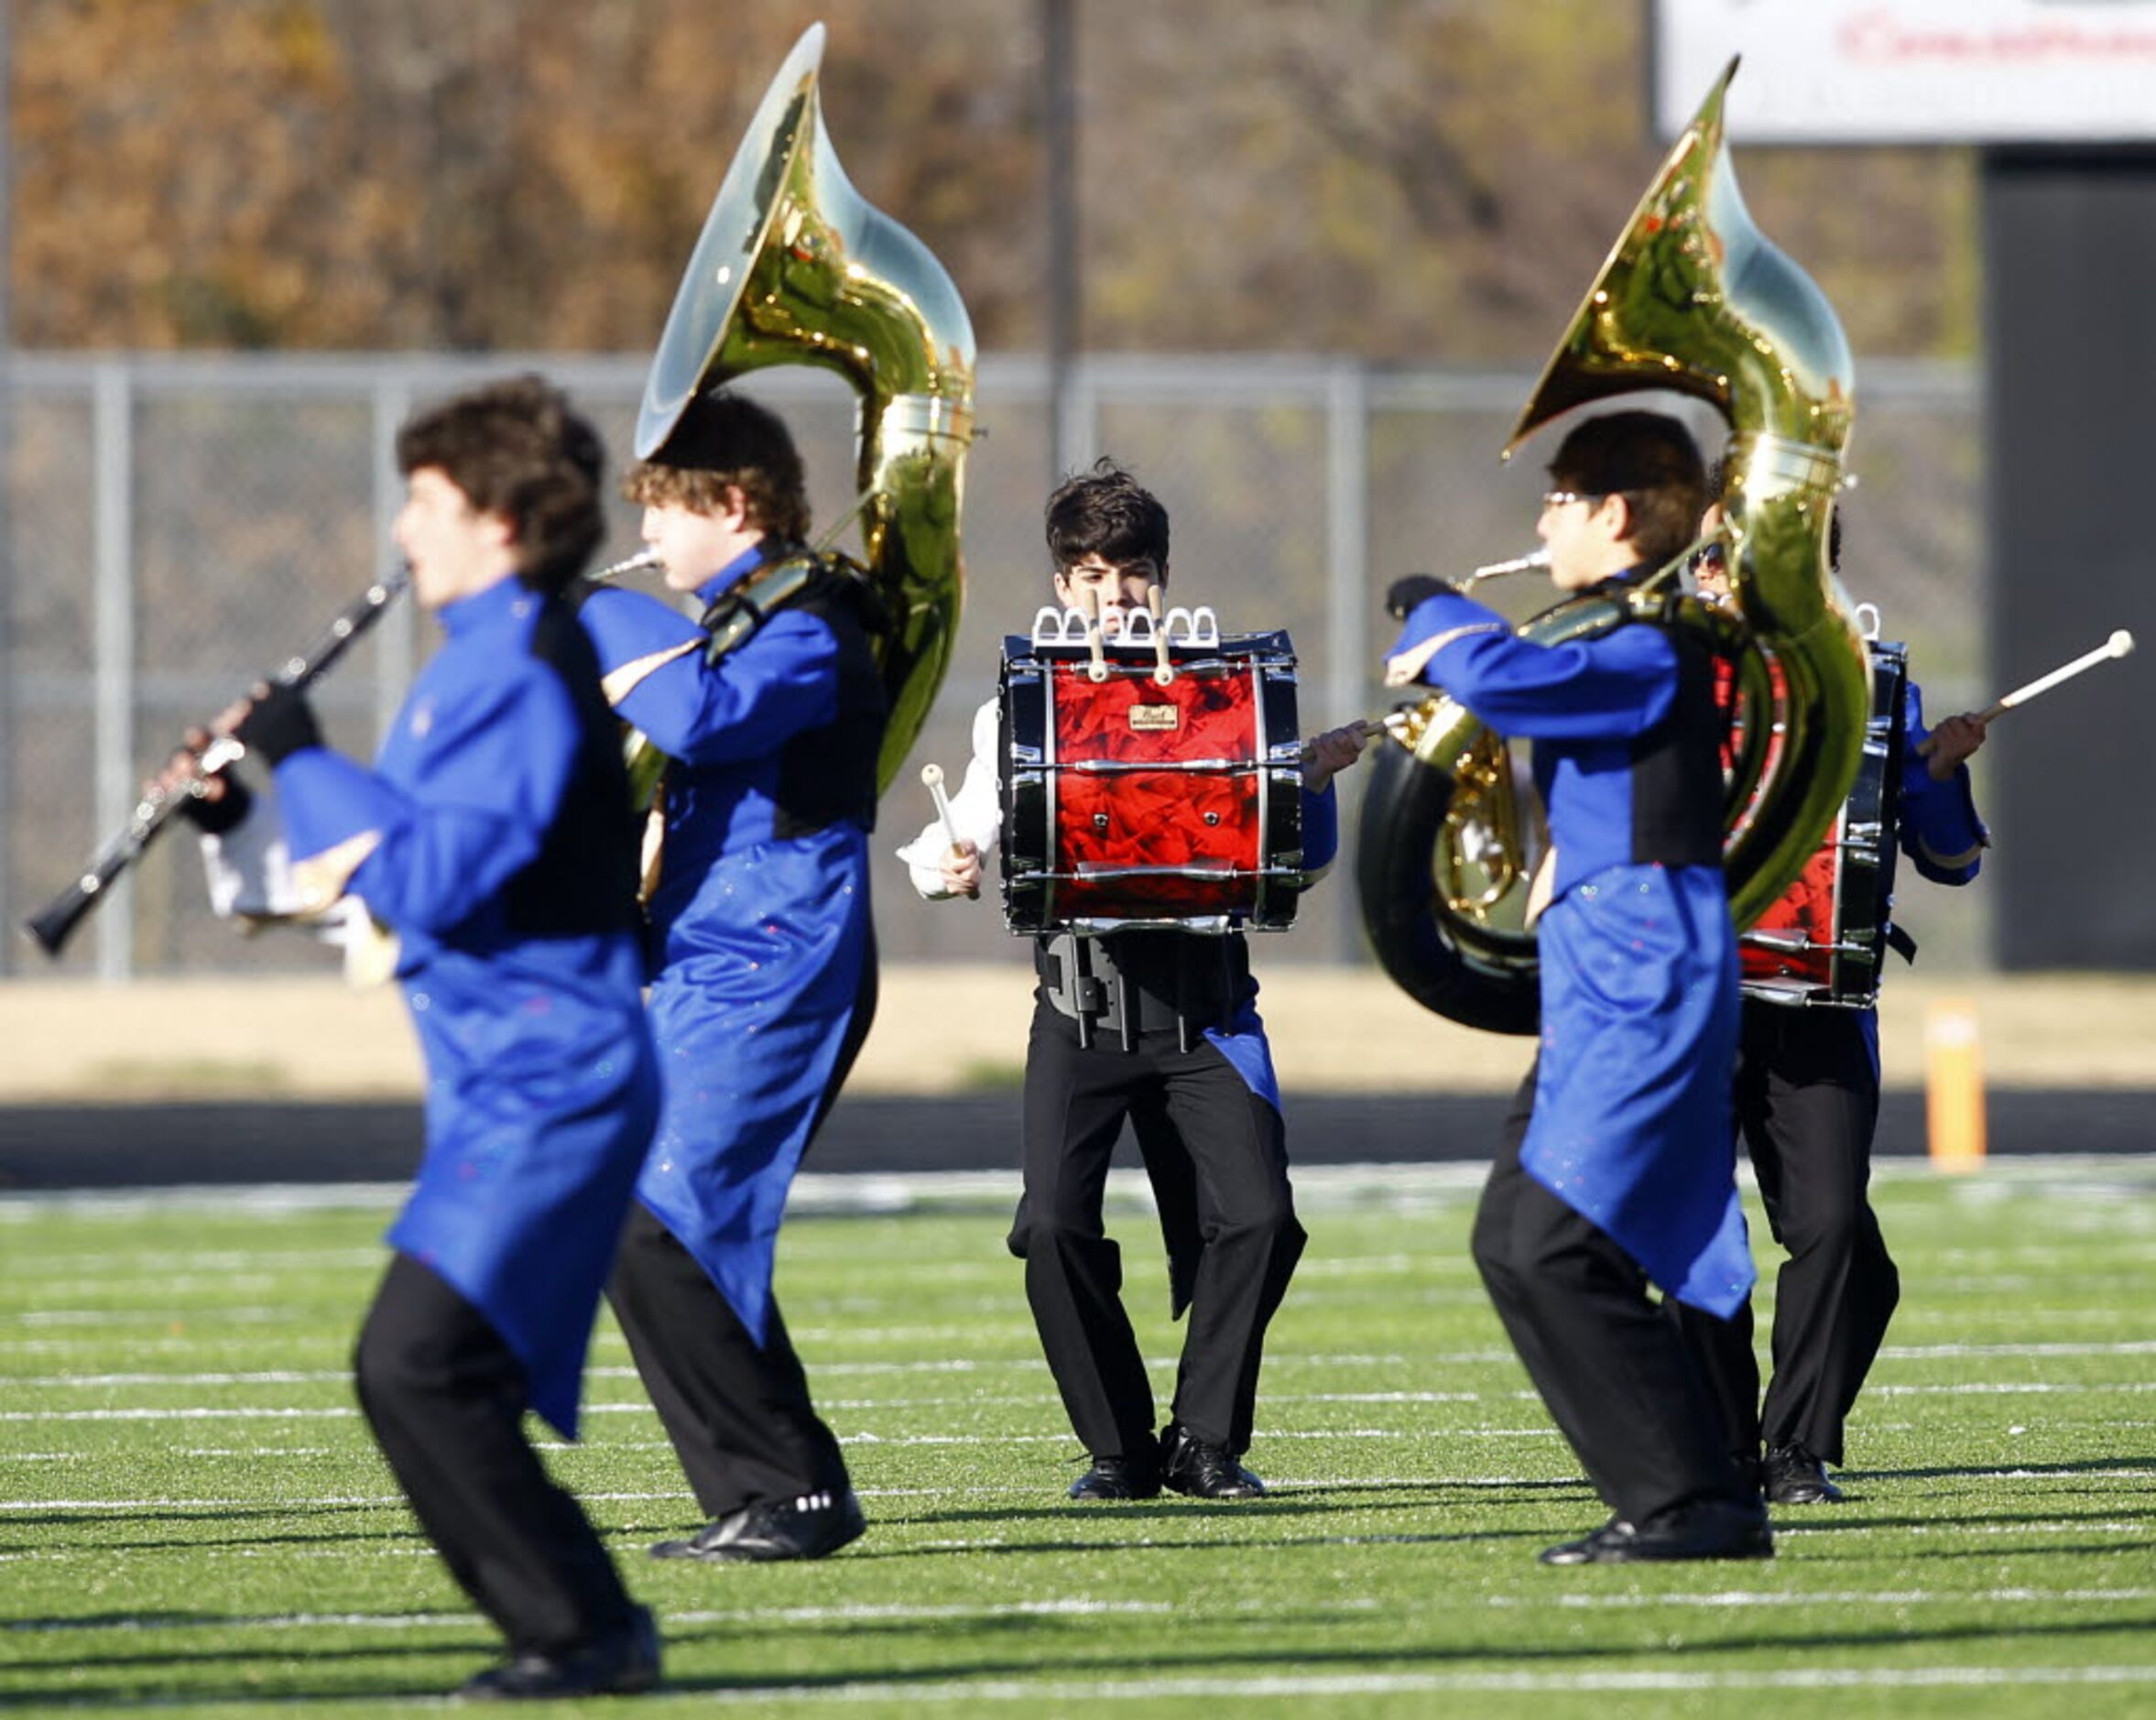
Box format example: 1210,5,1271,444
1979,629,2135,722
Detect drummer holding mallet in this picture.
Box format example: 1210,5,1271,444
896,458,1365,1506
1678,503,1991,1510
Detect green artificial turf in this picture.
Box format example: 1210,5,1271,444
3,1159,2152,1716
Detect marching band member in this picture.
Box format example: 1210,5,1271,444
1680,510,1989,1506
574,389,877,1564
186,376,664,1697
1385,410,1769,1565
898,460,1366,1504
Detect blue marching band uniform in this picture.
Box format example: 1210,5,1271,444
1386,573,1768,1546
578,539,881,1552
199,524,878,1631
1678,666,1987,1500
262,576,661,1664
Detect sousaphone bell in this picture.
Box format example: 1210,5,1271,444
637,22,977,789
1356,58,1871,1033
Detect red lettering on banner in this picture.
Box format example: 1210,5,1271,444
1838,7,2156,63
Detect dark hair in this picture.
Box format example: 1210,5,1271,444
1044,458,1171,579
622,389,811,543
396,376,605,595
1549,410,1707,570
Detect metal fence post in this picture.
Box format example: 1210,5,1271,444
92,360,136,981
1325,359,1371,961
1056,357,1098,481
372,376,415,749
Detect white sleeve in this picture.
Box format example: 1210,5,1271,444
199,779,306,920
896,697,1003,899
199,779,380,969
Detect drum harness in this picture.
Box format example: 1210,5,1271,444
696,546,889,665
1036,930,1249,1055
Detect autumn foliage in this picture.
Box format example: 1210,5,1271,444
8,1,1975,360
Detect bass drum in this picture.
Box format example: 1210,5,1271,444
1740,641,1909,1008
999,630,1306,934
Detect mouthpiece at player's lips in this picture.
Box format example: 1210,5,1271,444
594,549,662,581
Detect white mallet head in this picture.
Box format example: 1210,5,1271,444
2108,629,2136,659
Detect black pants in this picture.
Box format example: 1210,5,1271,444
1008,1003,1306,1461
604,943,876,1519
607,1203,852,1517
1675,1004,1898,1466
354,1253,637,1654
1471,1073,1755,1527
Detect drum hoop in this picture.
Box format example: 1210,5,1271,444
1054,757,1270,775
1832,641,1906,999
1033,863,1313,880
1741,978,1879,1010
1064,914,1243,936
1041,653,1061,930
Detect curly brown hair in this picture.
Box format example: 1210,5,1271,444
395,375,605,595
621,389,811,543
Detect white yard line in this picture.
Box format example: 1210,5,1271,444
18,1589,2155,1638
7,1376,2150,1427
12,1337,2149,1393
632,1667,2156,1702
7,1308,298,1327
1511,1586,2156,1608
1878,1340,2156,1358
11,1468,2151,1515
0,1155,2151,1226
1867,1380,2156,1396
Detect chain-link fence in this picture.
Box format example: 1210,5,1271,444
0,351,1987,981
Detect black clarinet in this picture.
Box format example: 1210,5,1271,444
23,572,411,958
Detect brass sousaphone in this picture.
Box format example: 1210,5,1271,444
633,22,976,791
1356,60,1870,1033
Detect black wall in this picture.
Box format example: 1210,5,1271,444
1982,149,2156,970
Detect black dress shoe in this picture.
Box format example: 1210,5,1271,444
1068,1455,1161,1501
649,1489,866,1562
1160,1425,1265,1500
1764,1442,1845,1505
1539,1499,1773,1566
460,1604,659,1700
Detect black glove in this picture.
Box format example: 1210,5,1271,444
174,770,255,836
1385,574,1464,619
232,682,322,767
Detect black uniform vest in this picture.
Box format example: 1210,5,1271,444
1626,619,1726,870
504,592,644,938
697,550,889,841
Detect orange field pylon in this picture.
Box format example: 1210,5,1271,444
1924,996,1987,1174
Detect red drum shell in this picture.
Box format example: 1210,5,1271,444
999,634,1303,933
1739,641,1906,1007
